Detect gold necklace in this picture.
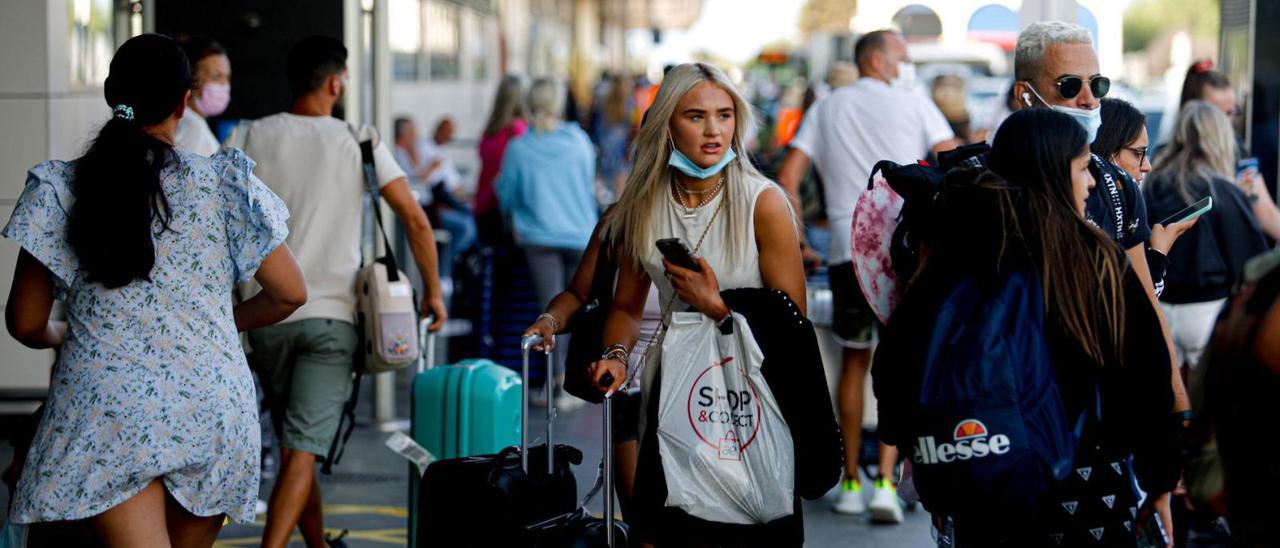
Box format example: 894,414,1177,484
674,175,724,218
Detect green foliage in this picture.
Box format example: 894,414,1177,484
1124,0,1220,52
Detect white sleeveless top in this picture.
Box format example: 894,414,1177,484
640,173,780,316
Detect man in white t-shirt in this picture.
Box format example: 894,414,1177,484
778,29,957,524
227,36,447,548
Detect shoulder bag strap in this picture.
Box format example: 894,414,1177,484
351,125,404,282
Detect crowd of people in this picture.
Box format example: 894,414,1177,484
2,16,1279,548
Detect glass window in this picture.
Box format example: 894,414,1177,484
467,13,489,81
69,0,114,88
426,1,460,80
390,0,423,81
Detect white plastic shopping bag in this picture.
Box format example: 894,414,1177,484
656,311,795,524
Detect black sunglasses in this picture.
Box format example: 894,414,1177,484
1055,75,1111,100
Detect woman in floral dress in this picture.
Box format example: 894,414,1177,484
3,34,306,547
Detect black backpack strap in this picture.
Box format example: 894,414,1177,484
322,365,363,474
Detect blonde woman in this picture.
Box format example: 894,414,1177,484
497,78,598,408
587,63,806,546
1144,101,1270,370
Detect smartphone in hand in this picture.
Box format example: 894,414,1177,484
656,238,702,272
1157,196,1213,226
1237,157,1260,177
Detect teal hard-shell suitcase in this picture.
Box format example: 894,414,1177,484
408,324,522,546
411,359,522,458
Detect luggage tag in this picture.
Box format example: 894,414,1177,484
385,431,435,477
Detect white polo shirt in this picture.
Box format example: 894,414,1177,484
791,77,954,264
227,113,406,324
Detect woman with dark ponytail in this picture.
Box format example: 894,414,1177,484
2,34,305,547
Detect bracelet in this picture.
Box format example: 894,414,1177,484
536,313,561,332
604,354,628,368
601,344,630,367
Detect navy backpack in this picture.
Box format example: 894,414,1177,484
909,270,1088,523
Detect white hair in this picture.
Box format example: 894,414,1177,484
527,77,564,132
1015,21,1093,80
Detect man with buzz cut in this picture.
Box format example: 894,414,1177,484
228,35,447,548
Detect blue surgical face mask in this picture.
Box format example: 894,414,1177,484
668,145,738,179
1026,85,1103,143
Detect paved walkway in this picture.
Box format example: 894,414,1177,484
211,367,934,547
0,331,935,546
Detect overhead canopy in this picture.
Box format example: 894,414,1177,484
600,0,704,30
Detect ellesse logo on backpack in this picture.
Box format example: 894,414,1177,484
914,419,1012,464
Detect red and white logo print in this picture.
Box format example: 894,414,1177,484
687,357,763,457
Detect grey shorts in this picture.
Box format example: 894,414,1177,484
247,318,359,456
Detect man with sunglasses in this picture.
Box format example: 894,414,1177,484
1012,22,1135,247
1012,20,1186,541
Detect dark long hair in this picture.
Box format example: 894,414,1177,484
935,108,1127,365
1179,60,1231,108
1092,98,1146,161
68,34,191,288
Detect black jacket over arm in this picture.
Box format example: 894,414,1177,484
721,287,843,500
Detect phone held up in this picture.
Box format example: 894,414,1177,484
1237,157,1260,177
656,238,702,272
1157,196,1213,227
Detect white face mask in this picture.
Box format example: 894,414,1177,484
1026,84,1102,143
893,62,917,91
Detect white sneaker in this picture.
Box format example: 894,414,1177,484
832,480,867,514
868,479,905,524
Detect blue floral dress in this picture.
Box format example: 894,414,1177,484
2,148,289,523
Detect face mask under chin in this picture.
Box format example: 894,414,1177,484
1026,84,1102,143
668,146,738,180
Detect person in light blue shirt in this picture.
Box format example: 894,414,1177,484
497,77,598,407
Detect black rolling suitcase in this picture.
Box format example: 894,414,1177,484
416,334,581,546
527,375,630,547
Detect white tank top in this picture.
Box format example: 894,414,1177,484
640,174,778,316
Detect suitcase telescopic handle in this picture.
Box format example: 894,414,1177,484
417,317,436,374
600,373,615,547
520,334,555,476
